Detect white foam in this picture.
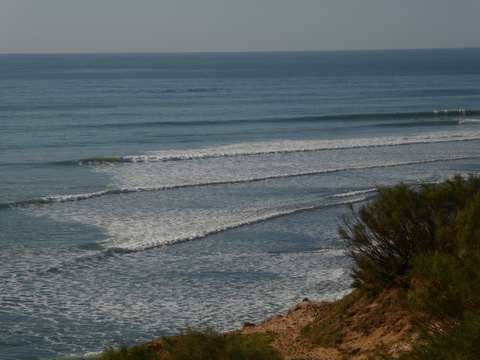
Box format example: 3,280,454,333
458,118,480,125
333,188,377,198
17,152,480,212
113,129,480,163
98,153,480,193
434,108,467,115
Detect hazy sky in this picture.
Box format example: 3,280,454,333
1,0,480,54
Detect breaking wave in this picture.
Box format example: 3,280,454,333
70,128,480,165
459,118,480,125
6,155,480,210
32,195,364,276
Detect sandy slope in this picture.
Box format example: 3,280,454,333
239,290,416,360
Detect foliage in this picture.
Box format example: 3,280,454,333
161,326,282,360
407,185,480,332
395,311,480,360
407,250,480,332
98,327,282,360
98,344,160,360
339,183,432,292
339,174,480,358
339,174,480,293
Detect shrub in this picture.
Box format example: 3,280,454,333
99,327,283,360
98,344,160,360
161,327,225,360
339,183,434,292
161,326,282,360
339,174,480,293
396,311,480,360
340,174,480,358
407,252,480,331
407,192,480,332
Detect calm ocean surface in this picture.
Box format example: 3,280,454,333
1,49,480,359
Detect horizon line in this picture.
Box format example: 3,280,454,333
1,46,479,56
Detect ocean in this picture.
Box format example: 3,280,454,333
1,48,480,359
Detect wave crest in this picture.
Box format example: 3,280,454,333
71,130,480,165
6,155,480,210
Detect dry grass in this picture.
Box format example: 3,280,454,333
240,289,417,360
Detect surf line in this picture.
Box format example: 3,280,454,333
81,197,367,256
6,154,479,210
72,134,480,165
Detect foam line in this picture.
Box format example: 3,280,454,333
5,155,479,210
332,188,377,198
33,195,368,275
459,119,480,124
73,132,480,165
117,197,365,252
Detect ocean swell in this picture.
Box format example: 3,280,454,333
6,154,480,210
70,128,480,165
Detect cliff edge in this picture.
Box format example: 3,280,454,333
238,289,416,360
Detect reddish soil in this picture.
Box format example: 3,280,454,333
239,289,417,359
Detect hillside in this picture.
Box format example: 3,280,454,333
239,289,415,360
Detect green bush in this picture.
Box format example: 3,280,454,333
161,326,282,360
98,327,282,360
408,194,480,330
407,186,480,332
339,183,433,292
396,311,480,360
340,174,480,358
339,174,480,293
98,344,160,360
407,251,480,331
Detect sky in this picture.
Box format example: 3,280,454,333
1,0,480,54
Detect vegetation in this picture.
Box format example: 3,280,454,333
339,174,480,293
97,327,282,360
395,312,480,360
99,344,159,360
339,173,480,358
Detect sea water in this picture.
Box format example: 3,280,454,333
1,49,480,359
